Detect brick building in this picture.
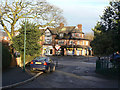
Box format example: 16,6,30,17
40,23,92,56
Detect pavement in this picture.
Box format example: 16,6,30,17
2,66,42,89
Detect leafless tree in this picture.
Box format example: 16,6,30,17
0,0,66,43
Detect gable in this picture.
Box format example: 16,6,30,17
45,29,52,36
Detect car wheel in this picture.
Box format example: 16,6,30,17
52,66,55,72
45,66,50,73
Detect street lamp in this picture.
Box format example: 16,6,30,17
22,2,30,72
23,16,27,72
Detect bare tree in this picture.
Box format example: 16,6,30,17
0,0,66,43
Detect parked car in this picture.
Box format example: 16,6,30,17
30,57,56,73
110,52,120,63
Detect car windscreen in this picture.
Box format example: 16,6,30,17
34,57,46,61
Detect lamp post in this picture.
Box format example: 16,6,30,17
23,17,26,72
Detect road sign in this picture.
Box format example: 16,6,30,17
55,45,61,51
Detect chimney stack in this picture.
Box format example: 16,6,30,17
77,24,82,32
60,23,64,28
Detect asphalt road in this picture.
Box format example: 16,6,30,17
16,56,119,88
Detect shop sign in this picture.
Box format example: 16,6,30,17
77,48,82,50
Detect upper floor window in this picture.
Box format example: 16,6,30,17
82,34,84,38
72,33,75,37
77,41,80,45
59,34,64,37
69,40,74,45
86,41,89,45
82,41,89,45
45,39,52,44
58,40,64,45
76,33,80,37
82,41,85,45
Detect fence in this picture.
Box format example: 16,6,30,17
96,59,120,74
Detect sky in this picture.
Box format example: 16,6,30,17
47,0,110,33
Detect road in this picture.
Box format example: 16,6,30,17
16,56,119,88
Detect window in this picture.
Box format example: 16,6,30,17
82,34,84,38
50,49,52,54
77,41,80,45
86,41,89,45
76,33,80,37
72,33,75,37
45,39,52,44
60,34,64,37
82,41,84,45
45,30,51,36
58,40,64,45
69,41,73,45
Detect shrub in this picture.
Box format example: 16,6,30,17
2,44,12,69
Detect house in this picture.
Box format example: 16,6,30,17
40,23,92,56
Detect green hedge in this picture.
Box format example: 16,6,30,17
2,44,12,69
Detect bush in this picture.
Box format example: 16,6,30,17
2,44,12,69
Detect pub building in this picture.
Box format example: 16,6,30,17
40,23,92,56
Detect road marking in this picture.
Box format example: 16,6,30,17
56,70,111,82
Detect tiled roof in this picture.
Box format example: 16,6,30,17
55,38,90,41
47,26,75,34
72,29,84,34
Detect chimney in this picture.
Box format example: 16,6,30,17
77,24,82,32
60,23,64,28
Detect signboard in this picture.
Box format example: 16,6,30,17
77,48,82,50
55,45,61,51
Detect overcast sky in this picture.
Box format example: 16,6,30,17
47,0,110,33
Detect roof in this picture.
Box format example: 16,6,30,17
60,45,91,49
55,38,90,41
47,26,76,34
72,28,84,34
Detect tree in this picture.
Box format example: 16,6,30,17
91,0,120,56
13,21,41,61
84,32,94,41
0,0,66,44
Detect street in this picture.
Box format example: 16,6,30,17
16,56,119,88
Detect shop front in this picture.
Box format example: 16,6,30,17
66,48,75,55
76,48,82,56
